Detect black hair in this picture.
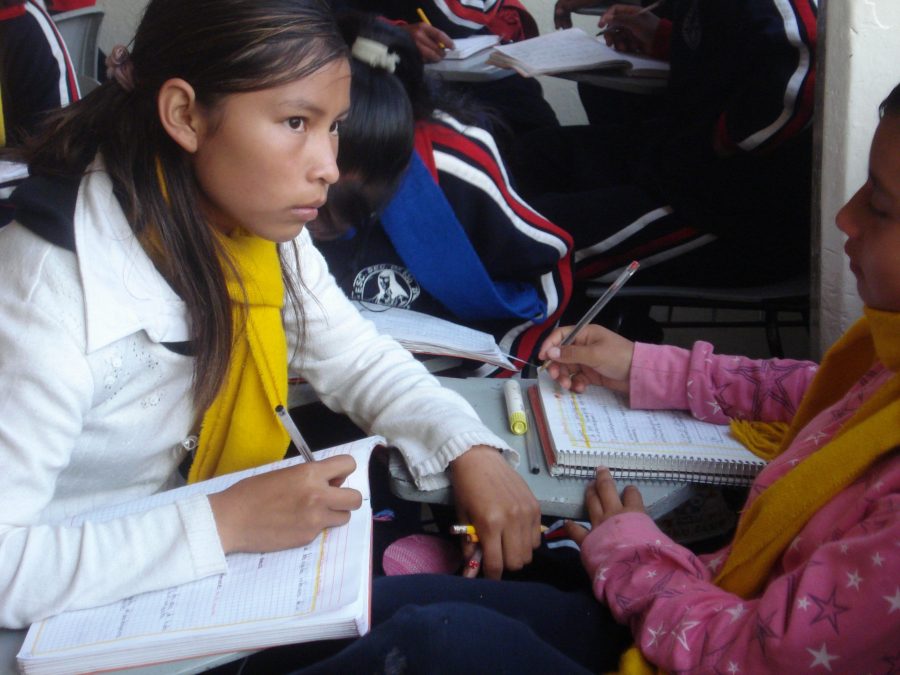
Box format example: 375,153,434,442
313,10,488,239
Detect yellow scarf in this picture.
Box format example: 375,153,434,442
187,231,290,482
618,306,900,674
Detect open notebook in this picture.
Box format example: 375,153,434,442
17,437,381,675
443,34,500,60
355,302,515,371
529,371,764,485
487,27,669,78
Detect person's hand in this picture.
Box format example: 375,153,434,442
449,445,542,579
599,4,660,54
563,467,645,545
208,454,361,553
538,324,634,394
553,0,602,30
400,22,454,63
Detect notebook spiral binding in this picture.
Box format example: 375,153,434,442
549,450,761,486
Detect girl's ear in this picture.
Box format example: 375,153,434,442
158,78,203,153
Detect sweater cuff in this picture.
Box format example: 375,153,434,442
177,494,228,578
580,511,662,580
629,342,691,410
406,430,517,491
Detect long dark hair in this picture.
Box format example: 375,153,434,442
312,11,487,239
3,0,347,412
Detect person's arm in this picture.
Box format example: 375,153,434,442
423,115,573,315
0,237,225,628
573,461,899,672
0,2,78,143
712,0,817,155
629,340,817,424
540,325,817,423
286,229,541,578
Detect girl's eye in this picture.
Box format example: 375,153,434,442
286,117,306,131
329,119,342,137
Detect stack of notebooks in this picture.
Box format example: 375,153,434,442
528,371,765,485
487,27,669,79
16,437,382,675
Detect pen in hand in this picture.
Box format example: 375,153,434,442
416,7,447,49
597,0,664,36
539,260,639,370
274,405,316,463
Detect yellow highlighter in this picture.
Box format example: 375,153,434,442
503,379,528,435
416,7,447,49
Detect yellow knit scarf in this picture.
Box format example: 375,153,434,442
618,306,900,674
187,231,290,482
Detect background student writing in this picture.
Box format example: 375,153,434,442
0,0,542,631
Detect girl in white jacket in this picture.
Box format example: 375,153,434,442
0,0,540,629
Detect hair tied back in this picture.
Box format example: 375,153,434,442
105,45,136,92
351,37,400,73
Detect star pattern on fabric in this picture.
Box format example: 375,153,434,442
797,596,811,611
706,554,725,573
884,587,900,614
845,569,863,590
645,622,667,648
806,642,839,671
724,361,807,419
809,586,850,634
671,616,701,651
872,552,885,567
725,603,746,623
752,610,779,655
647,570,682,599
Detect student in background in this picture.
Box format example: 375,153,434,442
332,0,560,145
0,0,541,631
287,81,900,674
310,11,573,375
509,0,817,297
0,0,79,147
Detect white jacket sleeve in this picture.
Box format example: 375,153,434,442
0,229,226,629
285,230,515,490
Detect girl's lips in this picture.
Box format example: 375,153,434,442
291,206,319,221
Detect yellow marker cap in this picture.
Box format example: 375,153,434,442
509,411,527,435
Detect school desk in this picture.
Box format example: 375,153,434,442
388,376,697,520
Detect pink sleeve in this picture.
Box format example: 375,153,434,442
629,341,818,424
580,462,900,673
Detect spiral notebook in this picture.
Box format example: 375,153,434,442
529,372,765,485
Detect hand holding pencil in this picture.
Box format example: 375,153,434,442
598,2,663,54
538,323,636,395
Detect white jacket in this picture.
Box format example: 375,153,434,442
0,165,511,628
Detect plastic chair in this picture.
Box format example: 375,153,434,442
52,7,104,80
585,275,810,358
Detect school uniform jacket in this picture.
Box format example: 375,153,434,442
315,113,573,375
0,0,79,147
638,0,817,239
0,161,512,628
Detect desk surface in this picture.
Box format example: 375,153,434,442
389,377,696,520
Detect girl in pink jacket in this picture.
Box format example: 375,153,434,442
536,83,900,673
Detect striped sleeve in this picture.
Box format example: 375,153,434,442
716,0,816,153
417,114,574,369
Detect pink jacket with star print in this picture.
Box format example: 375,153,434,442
580,341,900,673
